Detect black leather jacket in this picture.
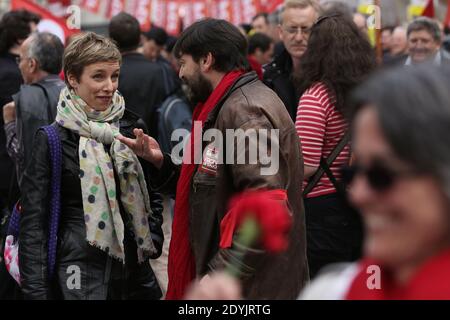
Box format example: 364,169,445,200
263,49,300,122
12,75,65,182
19,110,164,300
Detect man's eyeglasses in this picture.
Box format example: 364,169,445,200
15,56,22,65
341,162,420,192
283,26,312,37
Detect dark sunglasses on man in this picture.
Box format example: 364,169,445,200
341,161,420,192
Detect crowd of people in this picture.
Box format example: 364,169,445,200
1,0,450,300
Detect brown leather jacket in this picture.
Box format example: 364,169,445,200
151,72,308,299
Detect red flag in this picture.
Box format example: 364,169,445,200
444,2,450,29
11,0,79,45
422,0,434,18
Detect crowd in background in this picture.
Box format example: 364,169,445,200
1,0,450,300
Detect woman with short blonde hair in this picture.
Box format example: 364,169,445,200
19,32,164,300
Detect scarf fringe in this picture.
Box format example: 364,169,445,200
87,240,155,264
87,240,125,263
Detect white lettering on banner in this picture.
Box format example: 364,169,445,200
232,0,243,25
135,0,151,26
193,2,206,21
241,0,257,25
166,1,179,34
109,0,125,19
217,0,231,21
151,0,166,28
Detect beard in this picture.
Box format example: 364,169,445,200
183,72,213,105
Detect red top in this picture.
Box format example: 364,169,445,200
247,55,263,80
296,82,350,198
346,249,450,300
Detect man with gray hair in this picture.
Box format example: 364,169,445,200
263,0,322,121
3,32,64,182
405,17,450,66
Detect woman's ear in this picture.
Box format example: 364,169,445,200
67,73,78,89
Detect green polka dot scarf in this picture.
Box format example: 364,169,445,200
55,87,156,262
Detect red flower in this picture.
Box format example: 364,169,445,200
220,189,292,253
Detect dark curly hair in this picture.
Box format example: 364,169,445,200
296,14,376,115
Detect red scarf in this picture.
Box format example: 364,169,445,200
247,55,263,80
346,249,450,300
166,70,244,300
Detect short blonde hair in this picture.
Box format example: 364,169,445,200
280,0,323,25
63,32,121,88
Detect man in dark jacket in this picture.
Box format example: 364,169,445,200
20,111,165,300
263,0,321,121
119,18,308,300
0,11,31,211
3,32,65,183
109,13,166,138
0,10,36,300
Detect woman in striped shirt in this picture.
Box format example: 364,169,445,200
295,13,376,279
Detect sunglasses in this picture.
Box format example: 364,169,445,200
341,161,420,192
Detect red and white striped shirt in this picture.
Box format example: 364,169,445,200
296,82,351,198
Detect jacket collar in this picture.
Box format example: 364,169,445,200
203,71,259,129
271,49,293,75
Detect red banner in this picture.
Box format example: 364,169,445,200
134,0,152,31
149,0,167,28
166,0,181,35
261,0,283,13
107,0,126,19
80,0,101,15
230,0,243,25
241,0,257,24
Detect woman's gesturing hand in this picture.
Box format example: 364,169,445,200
117,128,164,169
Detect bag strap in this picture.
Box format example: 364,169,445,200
32,82,55,121
303,131,351,197
41,125,62,279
